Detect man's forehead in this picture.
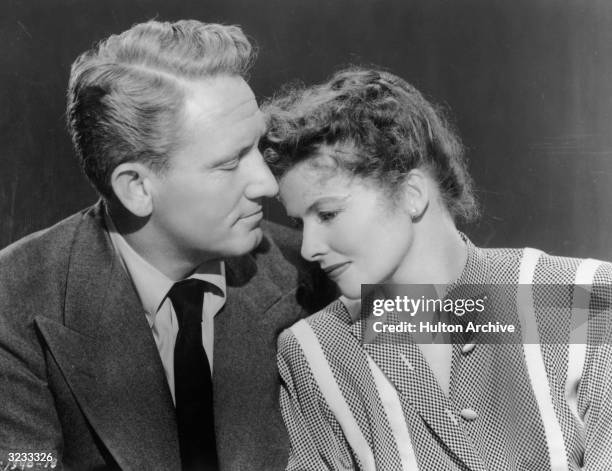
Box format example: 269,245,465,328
182,76,260,125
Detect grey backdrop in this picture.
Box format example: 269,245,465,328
2,0,611,259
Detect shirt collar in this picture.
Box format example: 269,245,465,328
104,212,226,326
442,233,490,302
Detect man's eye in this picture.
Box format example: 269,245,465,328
318,210,339,222
219,159,240,171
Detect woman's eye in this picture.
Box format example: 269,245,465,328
318,210,339,222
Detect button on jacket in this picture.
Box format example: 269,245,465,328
278,240,612,470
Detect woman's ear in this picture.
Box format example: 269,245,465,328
110,162,155,217
402,168,430,220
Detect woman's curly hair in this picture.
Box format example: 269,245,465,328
261,67,478,222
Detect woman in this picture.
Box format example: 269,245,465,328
262,68,612,470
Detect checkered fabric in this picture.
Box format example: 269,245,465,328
277,241,612,470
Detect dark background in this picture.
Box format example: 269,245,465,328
1,0,611,259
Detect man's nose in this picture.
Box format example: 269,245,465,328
244,149,279,199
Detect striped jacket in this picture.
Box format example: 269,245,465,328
277,243,612,470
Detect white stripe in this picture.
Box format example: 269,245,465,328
518,248,569,471
366,356,419,470
566,259,601,424
290,320,376,471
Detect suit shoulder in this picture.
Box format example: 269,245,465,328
0,209,90,280
259,219,302,265
0,209,88,263
0,208,95,360
249,220,301,291
0,207,95,326
260,219,299,243
257,220,337,312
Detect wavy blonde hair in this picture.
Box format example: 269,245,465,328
67,19,255,198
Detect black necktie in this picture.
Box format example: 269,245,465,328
168,279,218,471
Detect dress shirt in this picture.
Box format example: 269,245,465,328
104,213,226,403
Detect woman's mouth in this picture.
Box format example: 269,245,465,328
322,262,350,279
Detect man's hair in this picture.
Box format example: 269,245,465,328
262,67,478,222
66,19,255,198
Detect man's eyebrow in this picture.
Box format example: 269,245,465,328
232,132,265,161
213,117,267,166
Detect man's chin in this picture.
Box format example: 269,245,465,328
226,227,264,257
200,228,265,262
246,227,264,252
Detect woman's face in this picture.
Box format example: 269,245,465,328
279,150,415,299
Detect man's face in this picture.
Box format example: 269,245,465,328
147,76,278,266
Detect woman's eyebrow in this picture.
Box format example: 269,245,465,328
305,195,350,213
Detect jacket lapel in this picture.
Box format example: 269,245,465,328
213,246,292,469
362,340,487,471
35,203,180,470
352,239,493,470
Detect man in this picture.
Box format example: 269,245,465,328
0,20,333,470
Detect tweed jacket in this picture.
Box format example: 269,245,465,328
278,242,612,470
0,202,334,470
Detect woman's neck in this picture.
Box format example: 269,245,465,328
392,211,467,286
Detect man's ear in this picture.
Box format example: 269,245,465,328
401,168,430,219
110,162,155,217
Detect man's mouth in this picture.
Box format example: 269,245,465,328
241,209,263,220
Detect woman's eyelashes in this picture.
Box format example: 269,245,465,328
288,210,340,229
317,209,341,222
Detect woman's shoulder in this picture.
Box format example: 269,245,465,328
280,298,349,334
277,298,352,353
481,245,612,283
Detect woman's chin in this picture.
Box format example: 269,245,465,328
337,283,362,301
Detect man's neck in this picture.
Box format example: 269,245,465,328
106,203,204,281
